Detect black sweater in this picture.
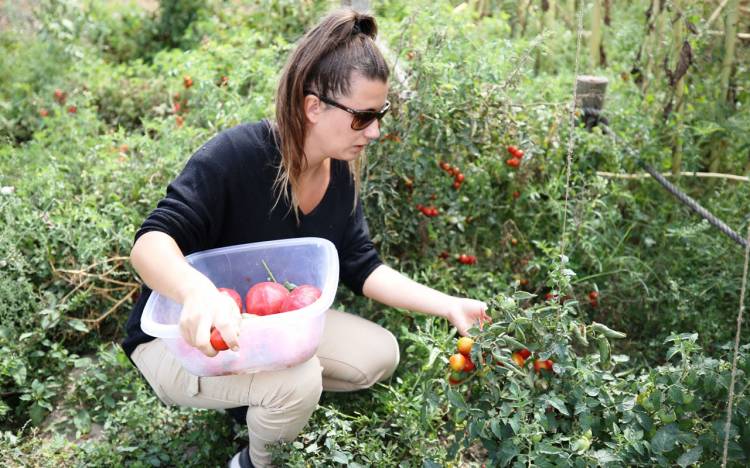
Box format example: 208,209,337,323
121,120,382,358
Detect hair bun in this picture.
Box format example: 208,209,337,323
352,15,376,38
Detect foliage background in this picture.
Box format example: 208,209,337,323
1,0,748,466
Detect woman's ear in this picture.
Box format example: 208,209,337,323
304,94,322,124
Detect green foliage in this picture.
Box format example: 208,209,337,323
1,0,748,465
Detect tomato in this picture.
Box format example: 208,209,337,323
245,281,289,316
533,359,554,373
463,356,476,372
518,348,531,359
448,371,462,385
456,337,474,356
218,287,243,312
183,75,193,88
511,352,526,367
452,181,461,190
449,353,467,372
440,161,451,171
210,327,229,351
512,191,521,199
458,254,469,264
506,158,520,168
507,145,518,155
513,150,524,159
455,173,465,182
279,284,322,312
589,291,599,300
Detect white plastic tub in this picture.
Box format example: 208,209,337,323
141,237,339,376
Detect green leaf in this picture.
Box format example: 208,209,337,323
676,446,702,467
546,396,570,416
445,387,467,410
68,318,89,333
651,424,679,454
331,450,349,464
512,291,536,301
499,439,519,466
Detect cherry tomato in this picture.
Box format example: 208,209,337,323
210,327,229,351
449,353,467,372
457,337,474,356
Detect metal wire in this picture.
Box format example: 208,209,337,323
601,125,748,250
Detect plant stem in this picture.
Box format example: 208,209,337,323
261,259,277,283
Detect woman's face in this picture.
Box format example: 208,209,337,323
306,73,389,162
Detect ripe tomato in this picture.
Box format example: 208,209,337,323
449,353,467,372
452,181,461,190
210,327,229,351
463,356,476,372
440,161,450,171
218,288,243,312
533,359,554,373
507,145,518,155
513,150,524,159
511,352,526,367
518,348,531,359
589,291,599,300
245,282,289,316
183,75,193,88
455,173,465,182
279,284,322,312
456,337,474,356
506,158,520,168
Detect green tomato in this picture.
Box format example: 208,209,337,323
657,409,676,424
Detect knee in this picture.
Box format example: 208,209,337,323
280,355,323,411
358,328,400,389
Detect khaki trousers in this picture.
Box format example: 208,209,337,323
131,309,400,467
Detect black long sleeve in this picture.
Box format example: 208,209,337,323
122,120,382,358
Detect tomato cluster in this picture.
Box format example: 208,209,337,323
416,203,439,217
457,254,477,265
439,161,465,190
210,282,322,351
511,348,554,375
506,145,524,168
447,337,476,385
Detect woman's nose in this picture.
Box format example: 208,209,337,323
363,119,381,140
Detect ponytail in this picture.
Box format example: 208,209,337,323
272,9,389,221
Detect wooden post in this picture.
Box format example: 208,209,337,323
720,0,739,104
668,0,686,176
590,0,603,68
576,75,608,129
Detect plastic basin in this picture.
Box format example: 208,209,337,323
141,237,339,376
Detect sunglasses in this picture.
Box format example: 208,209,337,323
306,91,391,131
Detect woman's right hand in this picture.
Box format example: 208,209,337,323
179,286,242,357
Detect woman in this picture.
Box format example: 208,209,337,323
123,9,489,468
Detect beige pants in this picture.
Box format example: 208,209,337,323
131,309,400,467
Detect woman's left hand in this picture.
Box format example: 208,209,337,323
446,297,491,336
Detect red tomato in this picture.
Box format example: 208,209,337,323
279,284,322,312
245,282,289,316
218,288,243,312
533,359,554,373
449,353,467,372
589,291,599,300
518,348,531,359
210,327,229,351
455,173,465,182
506,158,520,168
456,337,474,356
511,352,526,367
463,356,476,372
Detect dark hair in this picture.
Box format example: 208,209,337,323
272,9,390,219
